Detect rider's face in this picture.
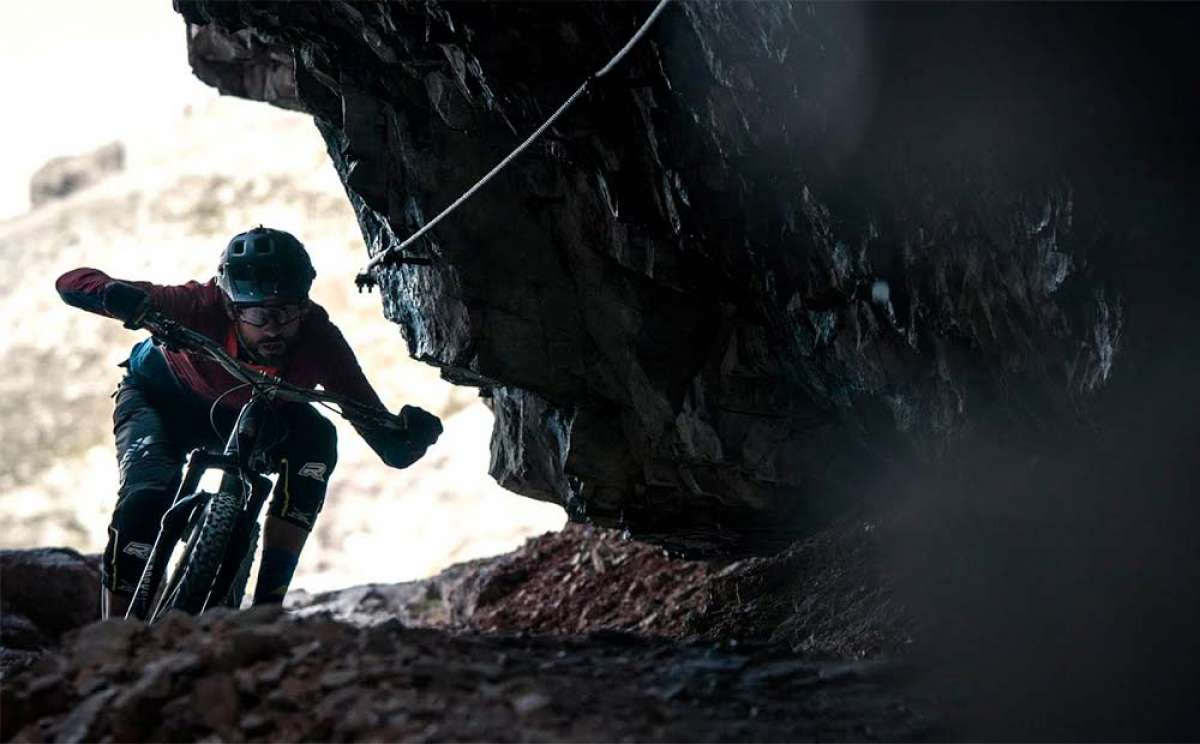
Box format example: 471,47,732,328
234,303,305,365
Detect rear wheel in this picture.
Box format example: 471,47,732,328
151,491,241,621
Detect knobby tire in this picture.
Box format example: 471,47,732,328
152,491,241,620
222,521,260,609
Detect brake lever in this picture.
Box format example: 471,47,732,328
144,316,199,355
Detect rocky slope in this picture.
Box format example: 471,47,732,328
3,612,933,743
1,522,931,742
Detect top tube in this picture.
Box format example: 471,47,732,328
137,310,404,432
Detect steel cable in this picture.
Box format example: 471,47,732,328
356,0,673,287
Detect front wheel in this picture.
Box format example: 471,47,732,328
151,491,241,621
221,520,260,609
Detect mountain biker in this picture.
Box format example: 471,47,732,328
55,226,443,620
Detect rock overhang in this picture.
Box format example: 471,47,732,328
172,1,1200,555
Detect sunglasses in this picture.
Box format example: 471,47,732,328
236,303,306,327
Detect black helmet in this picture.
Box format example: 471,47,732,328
217,226,316,304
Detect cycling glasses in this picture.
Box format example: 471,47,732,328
235,303,306,327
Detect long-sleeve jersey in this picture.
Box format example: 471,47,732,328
55,267,387,415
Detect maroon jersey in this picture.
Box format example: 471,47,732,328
55,267,386,413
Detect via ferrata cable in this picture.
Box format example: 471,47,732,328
356,0,673,290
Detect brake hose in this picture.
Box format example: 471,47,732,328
355,0,673,290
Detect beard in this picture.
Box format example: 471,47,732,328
251,337,289,365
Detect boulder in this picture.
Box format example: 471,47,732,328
0,548,100,642
29,141,125,208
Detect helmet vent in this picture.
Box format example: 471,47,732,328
219,226,314,304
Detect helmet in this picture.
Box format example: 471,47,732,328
217,226,316,304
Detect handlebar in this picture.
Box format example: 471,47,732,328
136,310,406,433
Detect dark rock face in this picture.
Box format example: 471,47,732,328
28,141,125,208
175,2,1197,555
0,548,100,678
185,23,302,111
0,549,100,645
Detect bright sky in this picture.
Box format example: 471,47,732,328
0,0,216,219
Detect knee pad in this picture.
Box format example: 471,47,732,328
268,455,334,532
264,406,339,531
268,467,327,532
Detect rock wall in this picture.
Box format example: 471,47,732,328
0,549,99,677
173,2,1198,553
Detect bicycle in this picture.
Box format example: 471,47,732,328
101,289,409,623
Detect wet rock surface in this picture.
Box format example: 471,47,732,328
173,1,1198,555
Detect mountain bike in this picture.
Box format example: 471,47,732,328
104,299,408,623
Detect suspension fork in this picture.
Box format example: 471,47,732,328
126,448,236,620
204,395,278,608
127,394,276,620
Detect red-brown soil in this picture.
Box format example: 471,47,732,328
2,520,930,741
456,519,911,659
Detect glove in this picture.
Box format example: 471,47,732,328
368,405,443,469
400,405,443,448
102,282,151,329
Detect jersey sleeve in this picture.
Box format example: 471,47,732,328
309,313,421,466
55,267,212,326
315,315,387,412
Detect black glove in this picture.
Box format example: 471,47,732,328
102,282,151,329
368,405,443,469
400,404,443,448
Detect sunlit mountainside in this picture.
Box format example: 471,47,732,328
0,96,564,592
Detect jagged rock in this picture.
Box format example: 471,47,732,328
28,141,125,208
170,2,1198,555
0,610,49,651
109,651,205,740
0,548,100,643
68,619,143,671
194,673,240,733
56,687,115,744
186,23,303,111
222,625,291,668
0,647,43,681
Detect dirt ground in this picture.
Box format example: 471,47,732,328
2,521,936,742
4,609,938,742
474,523,909,659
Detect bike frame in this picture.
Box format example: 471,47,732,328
126,394,277,621
120,308,406,622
